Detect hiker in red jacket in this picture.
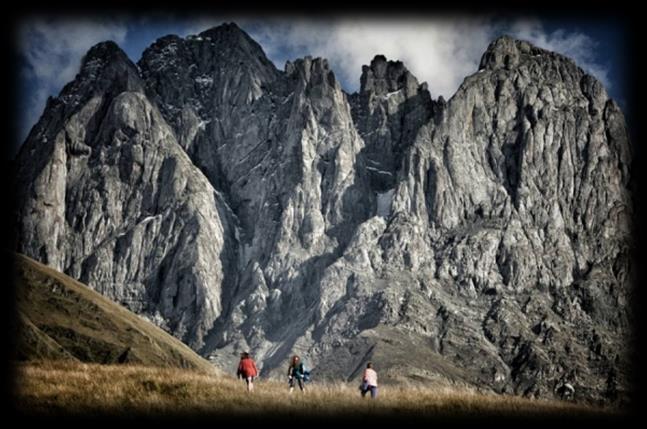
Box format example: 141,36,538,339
237,352,259,392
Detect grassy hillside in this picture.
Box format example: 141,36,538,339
10,253,628,421
13,253,215,373
13,360,623,422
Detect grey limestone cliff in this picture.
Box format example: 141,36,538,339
14,24,633,404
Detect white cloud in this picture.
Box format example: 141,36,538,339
246,17,496,99
245,17,611,100
17,18,128,143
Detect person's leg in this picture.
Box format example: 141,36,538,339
289,377,294,393
298,378,305,392
370,386,377,399
247,377,254,392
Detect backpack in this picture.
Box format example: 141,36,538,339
301,362,311,382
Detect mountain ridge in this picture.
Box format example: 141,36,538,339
14,23,633,405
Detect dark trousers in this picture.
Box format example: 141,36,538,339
289,377,304,390
361,385,378,399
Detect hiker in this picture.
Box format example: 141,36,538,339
237,352,258,392
360,362,378,399
287,355,306,393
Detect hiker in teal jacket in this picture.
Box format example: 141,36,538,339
287,355,306,393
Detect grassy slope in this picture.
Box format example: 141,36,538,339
13,253,215,373
13,360,622,421
10,254,626,420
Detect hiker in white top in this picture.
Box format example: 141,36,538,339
360,362,378,399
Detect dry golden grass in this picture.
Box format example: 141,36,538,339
14,253,214,372
13,360,623,421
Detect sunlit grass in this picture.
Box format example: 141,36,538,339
13,360,620,419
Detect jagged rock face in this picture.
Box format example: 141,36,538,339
381,36,633,400
15,24,633,404
350,55,441,192
15,42,234,349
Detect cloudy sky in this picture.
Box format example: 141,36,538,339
14,14,630,156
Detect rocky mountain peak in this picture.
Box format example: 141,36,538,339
198,22,248,43
351,55,434,192
15,27,633,405
58,40,143,109
81,40,131,69
138,23,279,130
360,54,420,99
286,56,339,91
478,34,582,73
139,23,279,87
195,22,276,69
77,40,139,86
478,35,525,70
